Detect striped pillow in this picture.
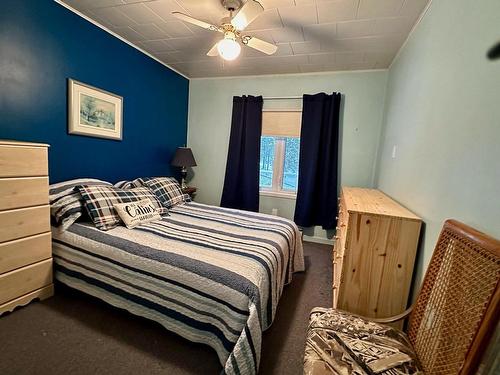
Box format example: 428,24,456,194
77,185,168,231
138,177,190,208
113,178,143,189
49,178,112,231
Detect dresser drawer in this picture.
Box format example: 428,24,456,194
0,206,50,243
0,259,52,305
0,177,49,211
0,145,48,178
0,233,51,274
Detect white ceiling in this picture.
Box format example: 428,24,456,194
60,0,430,78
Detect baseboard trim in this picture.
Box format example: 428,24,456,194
303,235,334,245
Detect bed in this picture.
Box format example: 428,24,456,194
52,201,304,375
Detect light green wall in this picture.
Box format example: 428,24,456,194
187,70,388,241
375,0,500,287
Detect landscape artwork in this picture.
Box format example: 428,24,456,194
79,94,116,129
68,79,123,140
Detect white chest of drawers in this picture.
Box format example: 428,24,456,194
0,140,53,315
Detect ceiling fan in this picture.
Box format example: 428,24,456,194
172,0,278,61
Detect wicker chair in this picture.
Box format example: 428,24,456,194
304,220,500,374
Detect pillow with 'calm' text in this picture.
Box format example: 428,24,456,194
114,199,163,229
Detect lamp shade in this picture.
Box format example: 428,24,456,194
171,147,197,167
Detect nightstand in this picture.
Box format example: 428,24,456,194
182,186,197,200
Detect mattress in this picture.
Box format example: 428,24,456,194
52,202,304,375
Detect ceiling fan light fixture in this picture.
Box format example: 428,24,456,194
172,2,276,62
217,34,241,61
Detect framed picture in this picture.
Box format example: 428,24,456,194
68,79,123,140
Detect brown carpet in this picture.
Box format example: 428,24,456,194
0,242,331,375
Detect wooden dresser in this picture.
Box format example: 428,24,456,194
0,140,53,315
333,187,421,327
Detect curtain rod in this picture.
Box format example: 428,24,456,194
263,96,302,100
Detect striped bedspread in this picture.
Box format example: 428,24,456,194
52,202,304,375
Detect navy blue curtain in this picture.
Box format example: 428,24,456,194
294,92,341,229
220,95,263,212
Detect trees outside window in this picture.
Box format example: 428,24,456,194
259,136,300,194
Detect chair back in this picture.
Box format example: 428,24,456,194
407,220,500,374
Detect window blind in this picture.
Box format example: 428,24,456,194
262,111,301,137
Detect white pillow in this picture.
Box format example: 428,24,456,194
114,199,162,229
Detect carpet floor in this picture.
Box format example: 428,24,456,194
0,241,332,375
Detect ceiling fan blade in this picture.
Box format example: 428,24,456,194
231,0,264,30
207,43,219,57
243,36,278,55
171,12,220,32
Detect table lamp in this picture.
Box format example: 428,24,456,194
171,147,197,189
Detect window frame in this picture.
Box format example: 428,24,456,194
259,109,301,199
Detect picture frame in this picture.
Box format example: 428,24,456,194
68,79,123,140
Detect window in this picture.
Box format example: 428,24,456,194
259,137,275,189
259,111,301,196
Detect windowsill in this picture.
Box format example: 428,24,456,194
259,190,297,200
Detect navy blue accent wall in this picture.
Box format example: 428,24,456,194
0,0,189,183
